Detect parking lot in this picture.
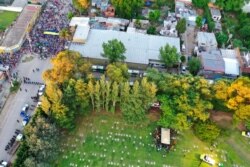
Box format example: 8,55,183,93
0,54,51,161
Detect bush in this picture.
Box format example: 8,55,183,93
10,80,20,93
194,121,221,143
147,26,156,34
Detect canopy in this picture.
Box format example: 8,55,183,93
161,128,170,145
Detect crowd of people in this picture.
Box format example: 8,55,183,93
30,0,72,57
0,0,73,72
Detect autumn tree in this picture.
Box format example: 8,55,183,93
94,81,101,112
159,44,180,70
77,0,89,9
106,63,129,83
87,80,95,111
59,28,71,41
102,39,126,63
227,77,250,121
43,50,91,84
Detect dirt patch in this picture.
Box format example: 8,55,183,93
148,109,160,122
210,110,233,128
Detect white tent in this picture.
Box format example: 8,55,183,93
161,128,170,145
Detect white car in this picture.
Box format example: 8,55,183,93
21,104,29,112
38,84,46,96
200,154,216,166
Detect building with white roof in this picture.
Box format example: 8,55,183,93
220,49,240,76
70,17,90,43
197,32,217,51
70,29,180,69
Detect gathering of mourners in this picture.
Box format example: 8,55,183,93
30,0,72,57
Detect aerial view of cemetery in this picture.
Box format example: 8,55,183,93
0,0,250,166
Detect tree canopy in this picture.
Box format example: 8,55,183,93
111,0,144,19
215,0,245,12
192,0,209,8
149,10,161,23
216,32,228,47
43,50,91,84
188,57,201,76
106,63,129,83
176,18,186,34
102,39,126,63
159,44,180,69
195,16,202,28
147,70,213,131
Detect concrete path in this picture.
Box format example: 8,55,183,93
0,54,51,161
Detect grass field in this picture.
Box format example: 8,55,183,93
0,10,19,32
53,112,248,167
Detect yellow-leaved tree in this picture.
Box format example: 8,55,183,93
77,0,89,9
227,77,250,121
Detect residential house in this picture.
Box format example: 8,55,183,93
200,49,224,79
210,8,221,21
197,32,217,51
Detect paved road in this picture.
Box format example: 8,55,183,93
0,54,51,161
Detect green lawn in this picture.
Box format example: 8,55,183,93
0,10,19,32
53,112,227,167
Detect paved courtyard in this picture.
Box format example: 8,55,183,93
0,54,51,161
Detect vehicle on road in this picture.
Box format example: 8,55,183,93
21,104,29,112
0,160,8,167
38,84,46,96
7,133,23,155
200,154,216,166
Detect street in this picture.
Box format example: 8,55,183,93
0,54,51,161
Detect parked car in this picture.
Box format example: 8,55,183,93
38,84,46,96
21,104,29,112
0,160,8,167
242,131,250,138
200,154,216,166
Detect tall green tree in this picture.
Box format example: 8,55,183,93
102,39,126,63
87,80,95,111
148,10,161,23
94,81,101,112
111,0,144,19
105,81,111,112
24,114,59,164
192,0,209,8
110,81,119,113
195,16,202,28
159,44,180,69
216,32,228,47
188,57,201,75
176,18,186,34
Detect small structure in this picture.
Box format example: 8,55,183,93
200,49,225,79
70,17,90,44
175,0,197,27
161,128,170,145
240,51,250,74
92,0,109,11
210,8,221,21
160,12,178,37
220,49,240,76
197,32,217,51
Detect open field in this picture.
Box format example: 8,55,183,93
52,112,250,167
0,11,19,32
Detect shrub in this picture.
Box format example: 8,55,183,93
194,121,221,143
